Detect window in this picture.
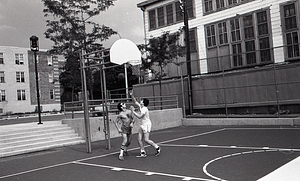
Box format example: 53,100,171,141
0,90,5,101
232,43,243,66
0,72,4,83
206,25,216,47
282,3,300,59
218,22,228,45
284,4,297,30
16,72,25,82
15,54,24,65
149,10,156,30
257,11,271,62
205,0,213,13
157,7,165,27
205,9,273,72
203,0,254,14
216,0,225,9
50,89,54,99
0,53,3,64
49,73,53,83
245,40,256,64
259,37,271,62
189,29,197,52
17,90,26,101
166,4,174,25
230,19,241,42
175,1,184,22
228,0,237,6
149,0,194,31
186,0,194,18
243,15,254,39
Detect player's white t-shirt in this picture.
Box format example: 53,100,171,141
140,106,151,125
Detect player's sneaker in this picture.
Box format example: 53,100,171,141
118,155,124,161
155,147,161,156
136,152,147,158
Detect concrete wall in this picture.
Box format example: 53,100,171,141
62,108,183,142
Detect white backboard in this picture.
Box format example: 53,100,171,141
110,39,141,65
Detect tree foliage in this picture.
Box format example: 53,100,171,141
42,0,118,102
42,0,117,55
139,31,183,80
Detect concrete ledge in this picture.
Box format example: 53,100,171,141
182,117,300,126
62,108,183,142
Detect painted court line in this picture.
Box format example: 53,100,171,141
159,144,300,152
203,149,279,181
73,161,216,181
0,129,224,180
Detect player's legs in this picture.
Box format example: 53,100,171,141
119,133,128,160
143,123,161,156
137,127,144,152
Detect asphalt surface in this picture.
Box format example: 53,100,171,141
0,124,300,181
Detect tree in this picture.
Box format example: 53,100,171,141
139,31,183,96
42,0,118,101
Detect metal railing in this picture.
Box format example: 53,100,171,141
63,95,179,119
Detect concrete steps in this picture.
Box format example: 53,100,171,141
0,121,85,158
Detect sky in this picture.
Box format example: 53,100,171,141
0,0,145,50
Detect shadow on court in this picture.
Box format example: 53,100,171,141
0,125,300,181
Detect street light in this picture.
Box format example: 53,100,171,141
30,36,42,125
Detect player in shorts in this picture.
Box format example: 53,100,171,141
114,102,135,161
130,92,161,157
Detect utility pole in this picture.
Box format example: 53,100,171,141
180,0,193,115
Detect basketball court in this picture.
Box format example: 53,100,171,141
0,125,299,181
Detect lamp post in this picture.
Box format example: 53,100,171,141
30,35,42,125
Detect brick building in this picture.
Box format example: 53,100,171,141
0,46,63,115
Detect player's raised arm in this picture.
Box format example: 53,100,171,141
130,91,140,107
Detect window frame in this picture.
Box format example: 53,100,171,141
0,90,5,102
50,89,54,100
16,72,25,83
15,54,24,65
0,71,4,83
0,53,3,64
17,90,26,101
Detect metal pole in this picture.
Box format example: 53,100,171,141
33,51,42,124
80,50,92,153
180,63,186,118
183,0,193,115
102,65,111,149
124,63,129,100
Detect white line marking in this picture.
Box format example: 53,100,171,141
0,162,73,179
225,127,300,130
159,144,300,152
74,161,216,181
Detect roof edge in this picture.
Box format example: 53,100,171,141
137,0,160,8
